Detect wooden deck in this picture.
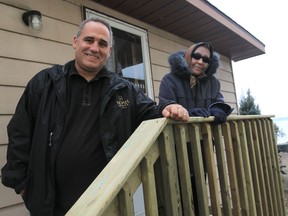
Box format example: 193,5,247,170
67,115,285,216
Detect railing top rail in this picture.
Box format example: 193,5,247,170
66,117,168,216
167,115,275,124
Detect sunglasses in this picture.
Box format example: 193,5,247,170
191,53,211,64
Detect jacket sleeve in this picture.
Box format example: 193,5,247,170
132,84,174,122
214,90,225,103
211,77,225,104
158,74,178,105
1,86,35,194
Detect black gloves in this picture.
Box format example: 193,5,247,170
209,106,227,124
189,108,210,117
208,102,233,124
189,103,233,124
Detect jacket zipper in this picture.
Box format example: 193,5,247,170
49,132,53,147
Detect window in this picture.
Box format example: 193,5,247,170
84,8,154,98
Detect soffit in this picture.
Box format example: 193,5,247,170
92,0,265,62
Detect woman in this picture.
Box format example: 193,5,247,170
159,42,233,214
159,42,233,123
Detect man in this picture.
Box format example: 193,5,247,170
1,18,188,216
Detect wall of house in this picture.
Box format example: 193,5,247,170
0,0,237,215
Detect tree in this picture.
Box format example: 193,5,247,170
239,89,286,176
274,123,286,144
239,89,284,143
239,89,261,115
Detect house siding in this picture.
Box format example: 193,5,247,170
0,0,237,214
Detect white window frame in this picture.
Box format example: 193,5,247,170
84,8,154,99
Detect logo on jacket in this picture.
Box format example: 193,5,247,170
116,96,129,109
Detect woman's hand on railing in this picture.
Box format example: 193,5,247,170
162,104,189,122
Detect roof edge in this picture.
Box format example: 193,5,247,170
186,0,265,54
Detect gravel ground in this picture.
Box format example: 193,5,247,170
279,152,288,215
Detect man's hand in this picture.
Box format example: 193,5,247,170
162,104,189,122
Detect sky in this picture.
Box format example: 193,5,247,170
208,0,288,143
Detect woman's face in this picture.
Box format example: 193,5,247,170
189,46,211,76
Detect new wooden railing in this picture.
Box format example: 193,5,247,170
66,115,285,216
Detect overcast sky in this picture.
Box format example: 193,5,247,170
208,0,288,119
207,0,288,143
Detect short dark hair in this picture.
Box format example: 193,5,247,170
76,17,113,46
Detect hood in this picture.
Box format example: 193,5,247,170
168,50,220,79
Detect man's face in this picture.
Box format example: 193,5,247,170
73,21,112,78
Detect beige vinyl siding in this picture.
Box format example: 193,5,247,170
148,32,190,100
1,30,73,64
0,116,10,144
0,1,79,214
0,0,238,214
0,86,24,114
0,58,50,87
0,203,29,216
0,176,23,208
151,64,168,82
0,145,29,215
0,203,30,216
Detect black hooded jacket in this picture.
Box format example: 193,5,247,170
1,60,166,215
159,50,224,111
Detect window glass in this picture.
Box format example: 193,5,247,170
84,8,153,97
106,28,145,93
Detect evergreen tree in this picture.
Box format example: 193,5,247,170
239,89,285,143
239,89,261,115
274,123,285,143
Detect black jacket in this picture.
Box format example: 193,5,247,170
1,60,165,215
159,50,224,110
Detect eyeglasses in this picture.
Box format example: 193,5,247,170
191,53,211,64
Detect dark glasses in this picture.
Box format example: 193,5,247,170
191,53,211,64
